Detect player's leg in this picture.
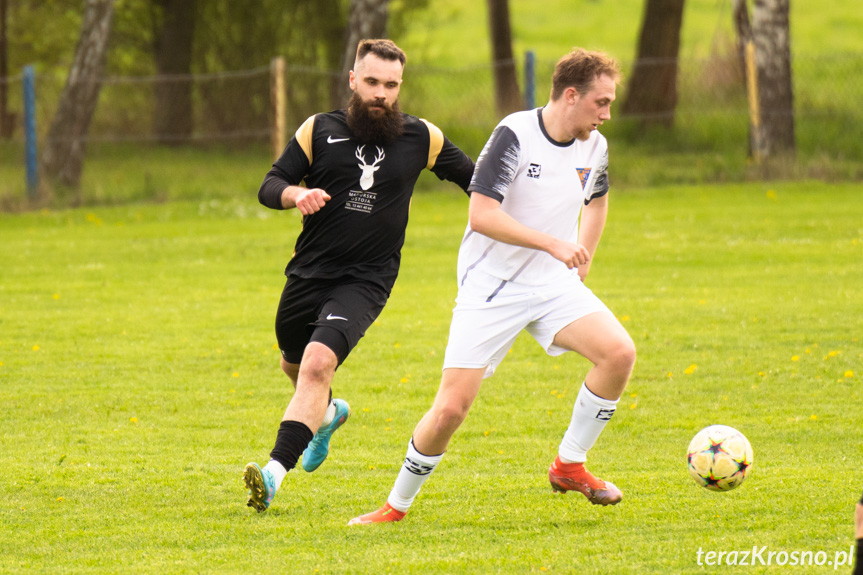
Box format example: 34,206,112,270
348,367,485,525
244,341,337,512
550,310,634,504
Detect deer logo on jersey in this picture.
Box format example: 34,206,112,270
356,145,385,190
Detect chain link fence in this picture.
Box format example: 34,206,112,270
1,52,861,204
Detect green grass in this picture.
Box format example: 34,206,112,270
1,181,861,573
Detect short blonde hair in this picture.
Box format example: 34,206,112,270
551,48,620,100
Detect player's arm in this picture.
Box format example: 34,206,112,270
469,192,589,269
422,119,474,194
257,114,330,214
575,194,608,281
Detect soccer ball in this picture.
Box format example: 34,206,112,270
687,425,753,491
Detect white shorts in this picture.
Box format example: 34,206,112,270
443,270,610,378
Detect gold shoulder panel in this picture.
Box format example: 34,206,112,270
420,118,444,170
296,115,316,164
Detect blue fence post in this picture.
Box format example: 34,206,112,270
23,65,39,196
524,50,535,110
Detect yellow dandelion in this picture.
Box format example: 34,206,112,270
400,377,408,383
386,418,392,423
497,450,504,455
32,345,40,351
766,189,776,199
53,294,60,300
483,430,491,437
630,392,637,398
791,355,799,362
56,497,64,502
620,315,630,322
394,343,401,348
272,343,278,349
684,364,697,375
845,371,854,378
232,372,239,377
630,403,637,410
368,465,375,470
810,415,817,420
758,371,765,377
130,417,138,423
385,427,391,431
550,389,558,395
667,372,673,378
363,407,370,412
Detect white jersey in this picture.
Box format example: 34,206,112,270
459,108,610,293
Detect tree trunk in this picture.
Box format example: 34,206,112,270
487,0,521,116
335,0,388,109
42,0,115,191
751,0,794,157
621,0,685,128
152,0,196,145
0,0,13,139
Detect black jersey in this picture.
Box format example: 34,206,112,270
259,110,474,291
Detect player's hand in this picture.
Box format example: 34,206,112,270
577,260,591,282
291,188,331,215
548,239,590,270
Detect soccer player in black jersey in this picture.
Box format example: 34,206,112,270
243,39,474,512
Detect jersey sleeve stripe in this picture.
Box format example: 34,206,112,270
295,114,316,165
420,118,444,170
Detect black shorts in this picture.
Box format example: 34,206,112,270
275,275,390,366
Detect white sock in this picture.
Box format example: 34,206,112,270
263,459,288,490
558,382,619,463
320,399,336,426
386,438,444,512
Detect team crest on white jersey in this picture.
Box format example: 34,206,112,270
527,163,542,179
355,145,385,190
576,167,592,189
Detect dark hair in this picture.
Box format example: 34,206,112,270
356,39,406,66
551,48,620,100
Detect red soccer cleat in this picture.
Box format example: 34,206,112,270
548,455,622,506
347,502,407,525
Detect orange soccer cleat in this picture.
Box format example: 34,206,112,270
347,502,407,525
548,455,622,506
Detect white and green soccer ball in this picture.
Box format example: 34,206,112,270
687,425,754,492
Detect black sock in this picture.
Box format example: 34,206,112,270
269,420,314,471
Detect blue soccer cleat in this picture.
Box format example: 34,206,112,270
301,399,350,472
243,462,276,512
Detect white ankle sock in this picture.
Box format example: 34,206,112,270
320,400,336,426
386,438,444,512
263,459,288,489
558,382,619,463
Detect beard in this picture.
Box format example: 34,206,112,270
345,92,405,146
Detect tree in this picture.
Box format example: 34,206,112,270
734,0,794,160
0,0,11,139
487,0,521,117
152,0,196,144
41,0,115,192
335,0,389,108
621,0,685,128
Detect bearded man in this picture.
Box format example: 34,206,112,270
244,39,474,513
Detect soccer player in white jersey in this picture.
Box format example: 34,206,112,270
349,48,635,524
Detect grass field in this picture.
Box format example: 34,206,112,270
1,180,861,573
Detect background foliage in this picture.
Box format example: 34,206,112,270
2,0,862,207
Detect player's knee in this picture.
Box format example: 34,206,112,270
433,402,470,435
298,347,337,385
609,336,636,374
